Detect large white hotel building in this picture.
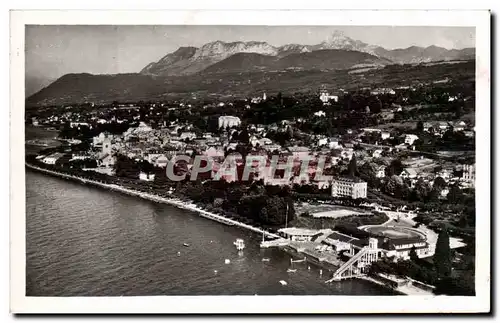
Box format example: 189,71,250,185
331,177,368,199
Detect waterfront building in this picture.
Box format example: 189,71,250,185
331,177,367,199
323,231,362,254
70,153,91,161
98,154,116,168
42,153,65,165
139,172,155,182
218,116,241,129
278,227,320,242
379,237,429,260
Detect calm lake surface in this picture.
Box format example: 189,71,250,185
26,170,396,296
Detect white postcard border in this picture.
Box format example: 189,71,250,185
10,9,491,313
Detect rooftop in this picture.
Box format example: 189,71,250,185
333,176,366,184
327,231,360,243
278,227,320,236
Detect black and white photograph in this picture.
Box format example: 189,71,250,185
10,9,491,314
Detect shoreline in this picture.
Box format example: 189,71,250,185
25,163,280,240
358,275,434,296
25,163,424,295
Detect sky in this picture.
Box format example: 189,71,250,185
26,25,475,81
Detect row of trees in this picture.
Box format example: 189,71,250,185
174,179,295,226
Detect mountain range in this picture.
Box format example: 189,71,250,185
140,31,474,76
27,31,475,105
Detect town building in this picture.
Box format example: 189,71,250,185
93,132,114,147
218,116,241,129
154,155,169,168
319,90,338,104
288,146,310,159
375,165,386,178
462,164,475,184
400,168,418,179
403,134,419,145
372,149,383,158
180,132,196,141
314,110,326,117
327,139,341,149
331,177,367,199
371,88,395,95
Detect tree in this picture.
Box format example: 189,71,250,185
434,229,452,279
238,128,250,144
447,184,465,204
433,176,447,190
409,246,419,262
386,175,403,196
414,178,430,202
416,121,424,133
348,154,358,177
387,159,404,176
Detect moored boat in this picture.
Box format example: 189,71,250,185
233,238,245,250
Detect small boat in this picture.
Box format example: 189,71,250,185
225,259,231,264
233,239,245,251
183,243,190,247
287,269,297,273
261,258,270,262
177,252,181,256
279,280,288,286
291,257,307,263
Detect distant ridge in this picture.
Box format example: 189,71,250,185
140,31,475,76
27,60,475,106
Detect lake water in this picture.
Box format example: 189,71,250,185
25,170,395,296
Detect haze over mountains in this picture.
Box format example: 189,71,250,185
27,31,475,106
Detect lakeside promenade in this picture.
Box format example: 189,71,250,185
25,163,281,240
25,163,436,295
